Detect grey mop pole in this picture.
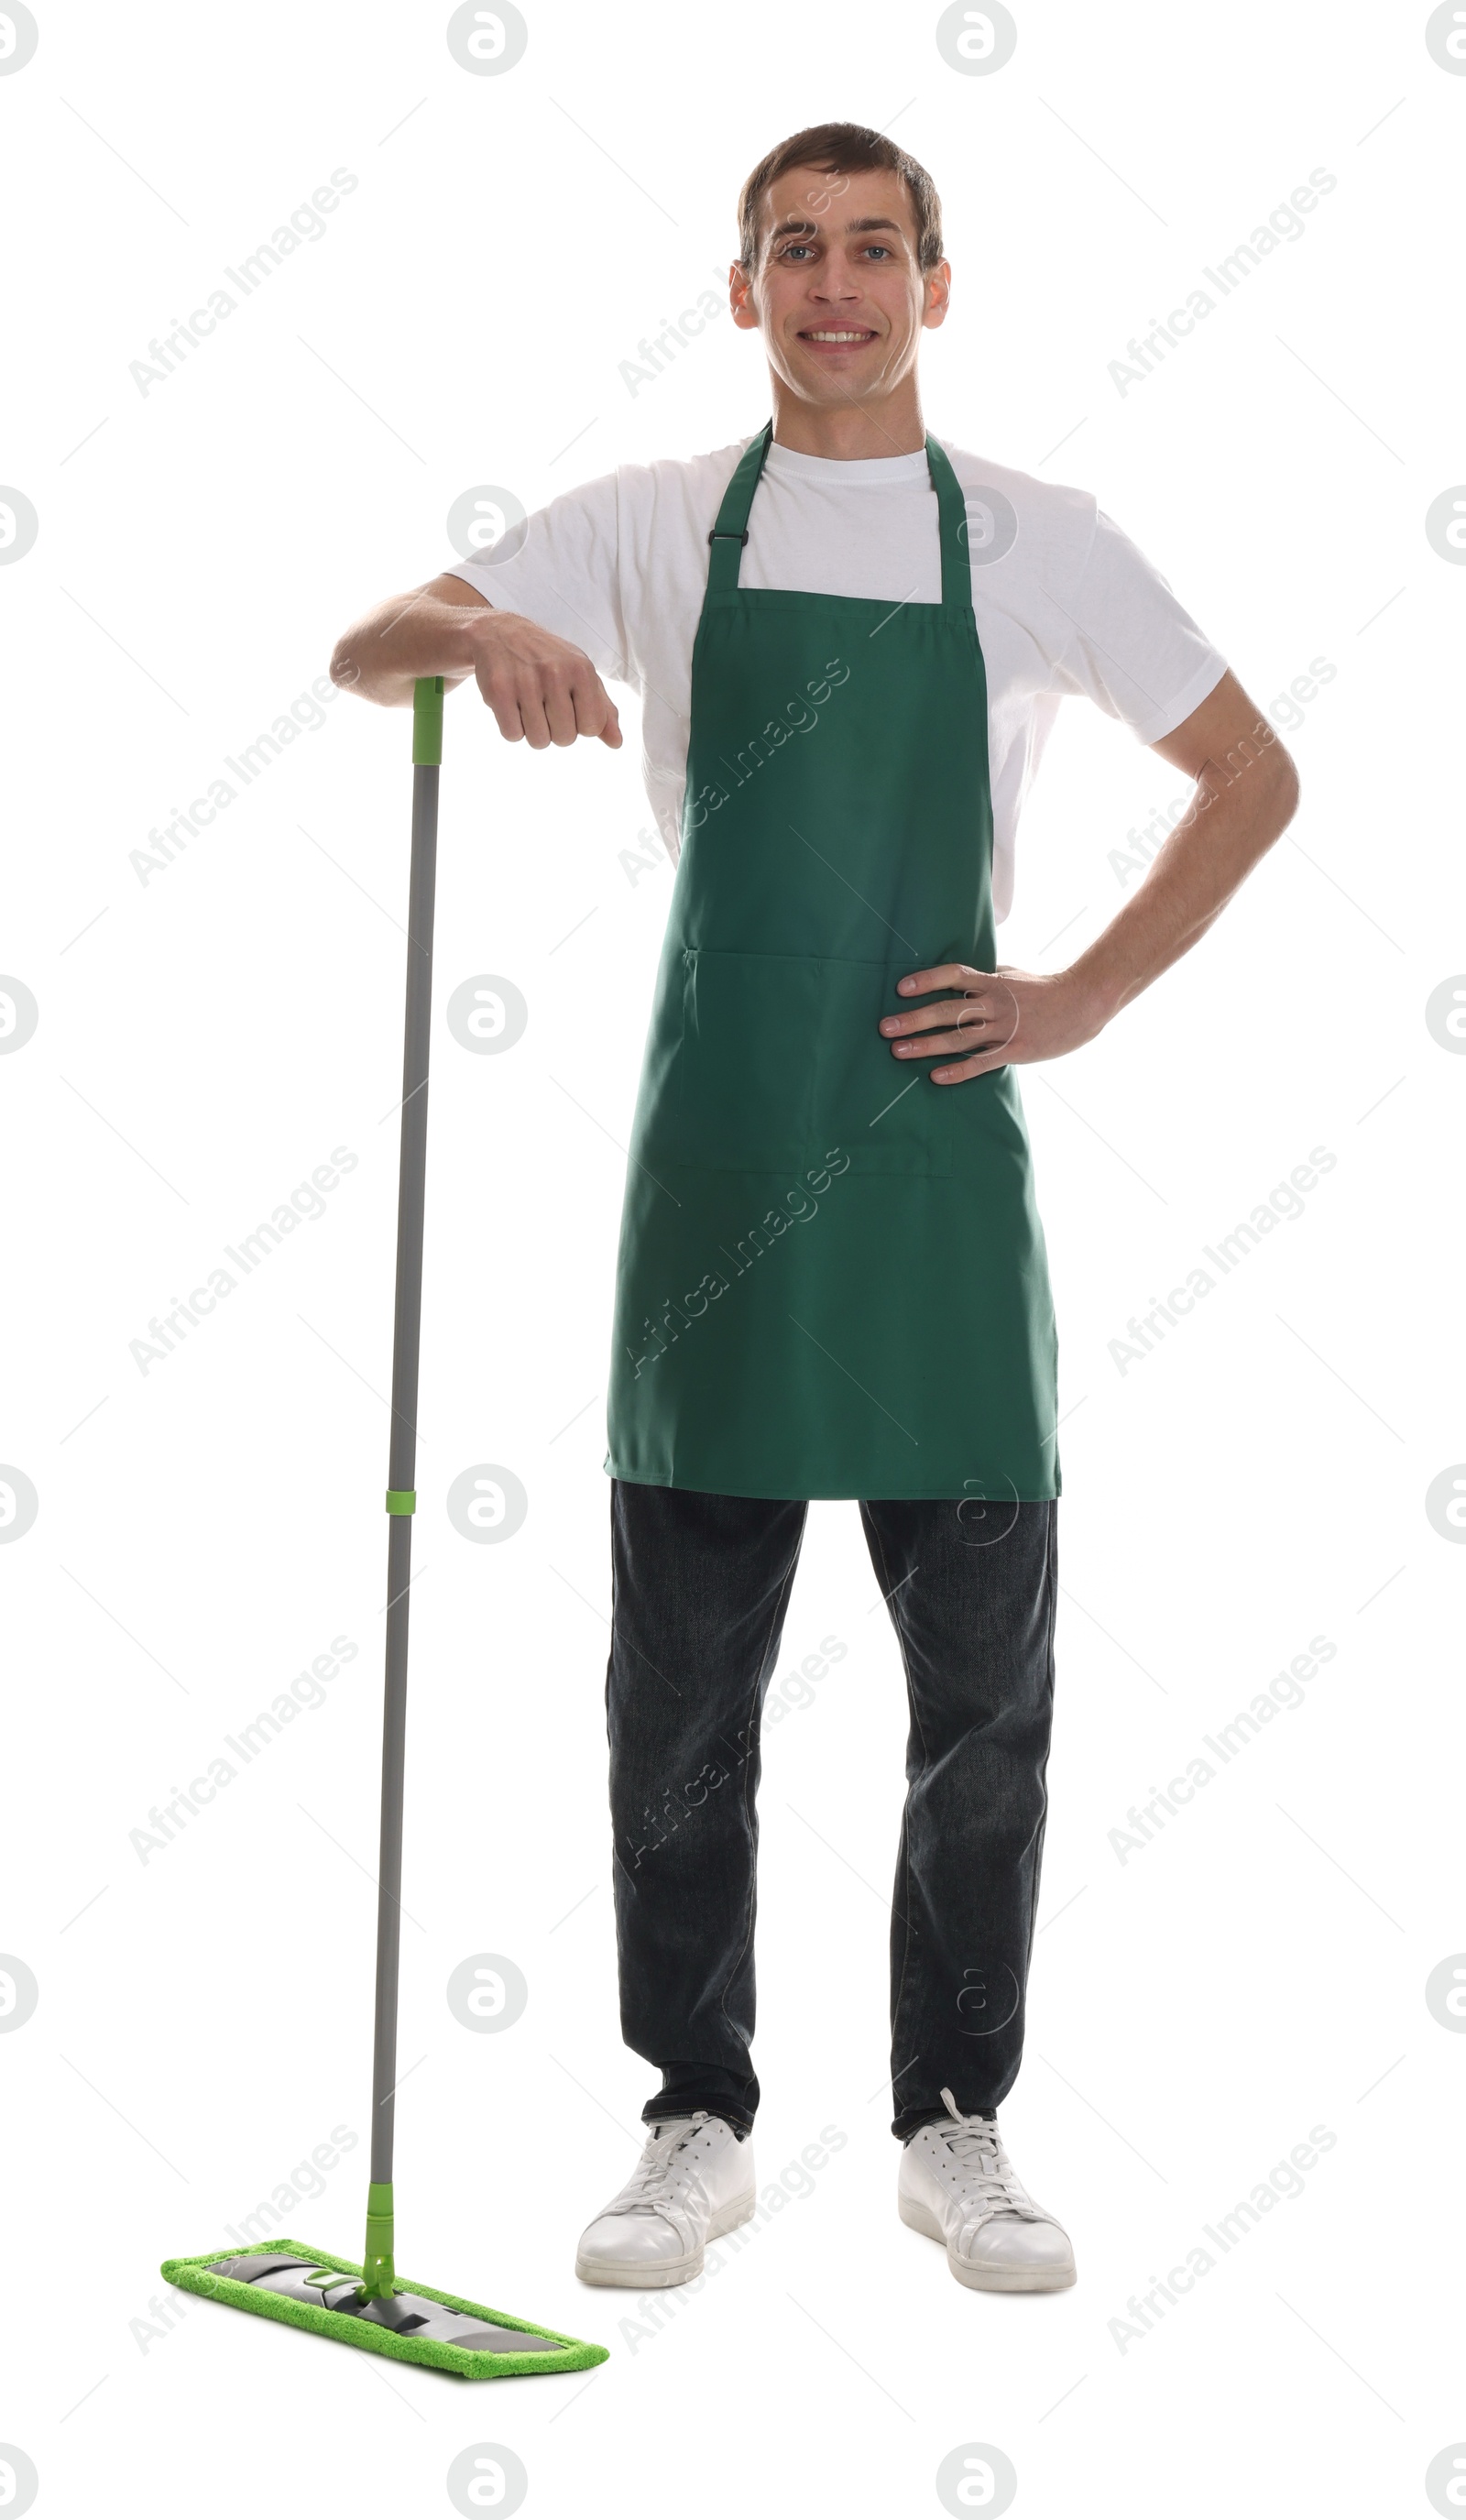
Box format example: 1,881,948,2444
360,674,443,2299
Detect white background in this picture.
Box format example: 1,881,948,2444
2,2,1463,2515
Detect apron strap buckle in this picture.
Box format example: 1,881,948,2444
706,528,749,545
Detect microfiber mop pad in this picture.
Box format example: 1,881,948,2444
161,2241,607,2381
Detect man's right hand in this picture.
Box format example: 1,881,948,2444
329,573,622,751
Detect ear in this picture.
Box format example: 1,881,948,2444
922,260,953,332
729,259,760,333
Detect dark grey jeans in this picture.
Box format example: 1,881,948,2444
605,1480,1058,2141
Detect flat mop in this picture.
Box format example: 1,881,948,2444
162,680,608,2379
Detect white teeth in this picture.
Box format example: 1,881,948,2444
804,330,870,342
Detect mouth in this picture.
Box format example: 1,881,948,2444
796,326,879,349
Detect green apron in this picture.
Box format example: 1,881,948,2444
604,424,1059,1503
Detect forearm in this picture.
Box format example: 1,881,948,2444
881,674,1297,1081
329,575,622,749
1067,738,1298,1024
330,586,498,707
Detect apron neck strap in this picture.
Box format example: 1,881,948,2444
706,422,971,610
706,423,773,591
924,433,972,612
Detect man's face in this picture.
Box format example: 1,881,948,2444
732,164,949,412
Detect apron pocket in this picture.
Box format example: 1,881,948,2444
672,947,819,1173
812,958,952,1178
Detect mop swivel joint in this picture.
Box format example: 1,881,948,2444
358,2180,397,2302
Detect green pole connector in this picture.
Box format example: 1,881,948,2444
358,2179,396,2301
411,674,444,766
385,1489,417,1515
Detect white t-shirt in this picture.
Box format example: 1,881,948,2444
444,436,1227,924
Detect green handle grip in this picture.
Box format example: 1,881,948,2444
412,675,444,766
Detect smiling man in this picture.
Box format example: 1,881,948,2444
332,122,1296,2299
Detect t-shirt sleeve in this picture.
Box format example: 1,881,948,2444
1050,507,1228,745
441,469,630,685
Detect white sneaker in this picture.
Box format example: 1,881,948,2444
899,2088,1076,2292
574,2109,757,2288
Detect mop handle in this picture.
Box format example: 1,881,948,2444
361,674,444,2300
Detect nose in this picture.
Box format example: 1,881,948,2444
809,253,863,303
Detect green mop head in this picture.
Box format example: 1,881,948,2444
161,2238,608,2380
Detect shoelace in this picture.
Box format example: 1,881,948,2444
933,2086,1043,2224
612,2109,715,2218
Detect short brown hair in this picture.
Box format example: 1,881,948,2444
737,122,944,274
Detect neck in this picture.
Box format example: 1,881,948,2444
769,372,926,459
